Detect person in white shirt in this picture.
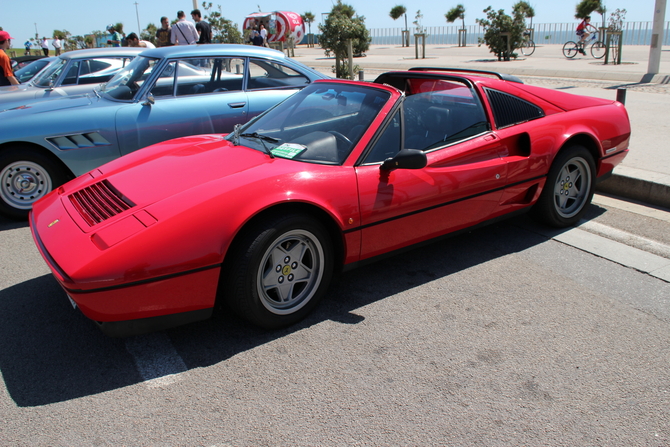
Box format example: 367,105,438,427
40,37,49,56
126,33,156,48
170,10,199,45
52,37,62,56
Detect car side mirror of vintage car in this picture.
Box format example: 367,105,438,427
380,149,427,171
142,93,155,106
46,79,55,91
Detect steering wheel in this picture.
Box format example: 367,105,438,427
328,131,352,147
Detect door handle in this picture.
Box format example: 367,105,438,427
228,102,246,108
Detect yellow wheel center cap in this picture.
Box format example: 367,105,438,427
282,265,292,275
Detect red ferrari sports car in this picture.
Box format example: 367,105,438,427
30,68,630,336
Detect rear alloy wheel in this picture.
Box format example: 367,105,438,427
532,145,595,228
224,213,334,329
0,148,67,220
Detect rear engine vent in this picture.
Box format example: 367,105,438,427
485,88,544,129
69,180,135,226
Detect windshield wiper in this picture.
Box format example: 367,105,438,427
239,132,279,158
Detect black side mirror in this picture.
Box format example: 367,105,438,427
380,149,427,171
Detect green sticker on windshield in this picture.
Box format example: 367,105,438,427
271,143,307,159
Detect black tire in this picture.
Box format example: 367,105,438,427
521,40,535,56
532,145,596,228
562,41,579,59
591,41,606,59
222,213,334,329
0,147,69,220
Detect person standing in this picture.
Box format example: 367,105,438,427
155,16,172,47
170,10,198,45
191,9,212,44
24,40,32,55
0,31,20,86
106,25,122,47
52,37,62,56
40,37,49,56
259,23,268,47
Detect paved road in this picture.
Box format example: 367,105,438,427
1,194,669,446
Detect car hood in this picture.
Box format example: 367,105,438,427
0,94,95,114
0,83,31,94
93,135,273,208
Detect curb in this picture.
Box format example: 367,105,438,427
596,166,670,209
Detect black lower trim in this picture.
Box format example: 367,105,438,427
64,263,221,295
345,174,546,234
342,206,532,272
96,307,214,337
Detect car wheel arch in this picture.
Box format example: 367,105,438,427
555,133,601,166
223,202,345,272
0,142,75,181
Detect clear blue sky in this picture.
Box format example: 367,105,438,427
1,0,666,44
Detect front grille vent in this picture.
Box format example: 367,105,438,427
485,88,544,129
69,180,135,226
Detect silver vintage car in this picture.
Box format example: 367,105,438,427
0,48,143,109
0,44,328,219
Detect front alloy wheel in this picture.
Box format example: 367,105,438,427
224,213,334,329
257,228,325,316
0,148,67,220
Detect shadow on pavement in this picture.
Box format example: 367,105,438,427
0,209,605,407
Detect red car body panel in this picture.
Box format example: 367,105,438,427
29,71,631,334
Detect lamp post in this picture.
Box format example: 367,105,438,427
134,2,141,34
647,0,667,74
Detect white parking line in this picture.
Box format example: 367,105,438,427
125,333,188,388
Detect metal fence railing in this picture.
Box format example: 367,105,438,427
369,21,670,46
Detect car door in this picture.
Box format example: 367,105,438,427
114,57,250,155
354,88,508,260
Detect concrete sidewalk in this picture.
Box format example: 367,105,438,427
291,43,670,209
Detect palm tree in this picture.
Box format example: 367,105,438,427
302,11,315,35
390,5,408,46
445,4,466,30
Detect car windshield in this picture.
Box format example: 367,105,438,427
101,56,160,101
31,57,66,87
14,59,51,83
228,83,391,165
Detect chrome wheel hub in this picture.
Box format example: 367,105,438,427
0,161,52,210
553,157,591,219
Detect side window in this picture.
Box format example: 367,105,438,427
364,110,401,164
60,61,80,85
174,57,244,96
485,88,544,128
247,59,310,90
403,81,488,151
151,61,176,97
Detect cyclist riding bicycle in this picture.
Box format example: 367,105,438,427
576,16,597,54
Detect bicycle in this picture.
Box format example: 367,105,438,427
520,30,535,56
562,32,606,59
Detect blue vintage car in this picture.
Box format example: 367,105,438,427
0,48,143,110
0,44,328,219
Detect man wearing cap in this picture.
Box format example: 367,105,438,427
107,25,122,47
0,31,20,86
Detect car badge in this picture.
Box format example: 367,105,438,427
48,219,60,228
